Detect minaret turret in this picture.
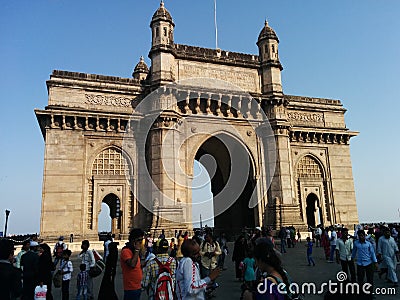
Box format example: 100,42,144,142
257,20,283,97
149,1,176,85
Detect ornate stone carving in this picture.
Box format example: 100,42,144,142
85,94,134,107
152,116,182,129
287,112,324,125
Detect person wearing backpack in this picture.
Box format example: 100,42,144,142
53,236,67,267
142,238,177,300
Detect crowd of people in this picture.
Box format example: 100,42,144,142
0,223,399,300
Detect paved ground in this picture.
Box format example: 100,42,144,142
52,241,399,299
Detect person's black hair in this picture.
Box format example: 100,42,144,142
80,263,86,271
39,243,52,257
181,239,198,257
192,235,202,246
254,242,290,288
0,238,14,260
128,228,144,242
357,230,365,236
63,249,72,257
158,239,169,254
82,240,90,247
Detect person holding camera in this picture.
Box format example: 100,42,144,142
199,233,221,278
120,228,145,300
176,239,221,300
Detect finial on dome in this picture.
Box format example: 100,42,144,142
265,19,269,27
133,56,149,80
160,0,164,8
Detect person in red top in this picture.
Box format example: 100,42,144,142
120,228,145,300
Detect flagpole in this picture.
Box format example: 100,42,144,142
214,0,218,49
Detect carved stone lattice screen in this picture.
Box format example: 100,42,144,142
297,156,323,178
92,148,130,176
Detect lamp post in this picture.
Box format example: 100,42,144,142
4,210,10,237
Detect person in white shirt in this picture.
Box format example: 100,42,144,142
60,249,73,300
335,228,355,282
78,240,95,299
328,227,337,262
199,233,221,277
377,227,399,287
176,239,221,300
103,233,113,263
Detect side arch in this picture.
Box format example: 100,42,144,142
295,154,331,228
86,146,135,235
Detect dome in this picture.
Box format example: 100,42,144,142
134,56,149,73
132,56,149,79
151,1,174,26
258,20,279,43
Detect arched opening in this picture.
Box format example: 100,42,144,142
101,193,121,234
194,134,257,237
192,160,214,229
98,203,112,232
296,155,327,228
306,193,321,228
88,147,134,236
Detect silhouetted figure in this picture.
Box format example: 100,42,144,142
38,243,54,300
98,242,119,300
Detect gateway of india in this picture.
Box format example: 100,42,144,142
35,2,359,240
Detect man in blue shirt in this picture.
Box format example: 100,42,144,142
351,230,378,292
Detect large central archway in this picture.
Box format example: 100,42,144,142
194,134,257,237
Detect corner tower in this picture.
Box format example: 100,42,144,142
149,1,175,86
257,20,283,97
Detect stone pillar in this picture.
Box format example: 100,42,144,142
146,113,191,234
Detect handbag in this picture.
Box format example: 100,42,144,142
53,270,62,288
34,285,47,300
53,260,67,288
88,249,105,278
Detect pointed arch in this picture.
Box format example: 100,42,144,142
87,146,134,230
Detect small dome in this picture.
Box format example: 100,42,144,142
258,20,279,43
134,56,149,73
133,56,149,79
151,1,174,26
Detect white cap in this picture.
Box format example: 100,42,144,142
30,241,39,247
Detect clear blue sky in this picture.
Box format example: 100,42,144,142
1,1,399,234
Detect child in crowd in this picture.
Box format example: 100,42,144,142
306,237,316,266
76,263,89,300
242,250,256,284
60,249,73,300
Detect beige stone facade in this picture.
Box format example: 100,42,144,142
35,3,358,240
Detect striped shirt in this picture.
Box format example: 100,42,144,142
77,271,88,287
